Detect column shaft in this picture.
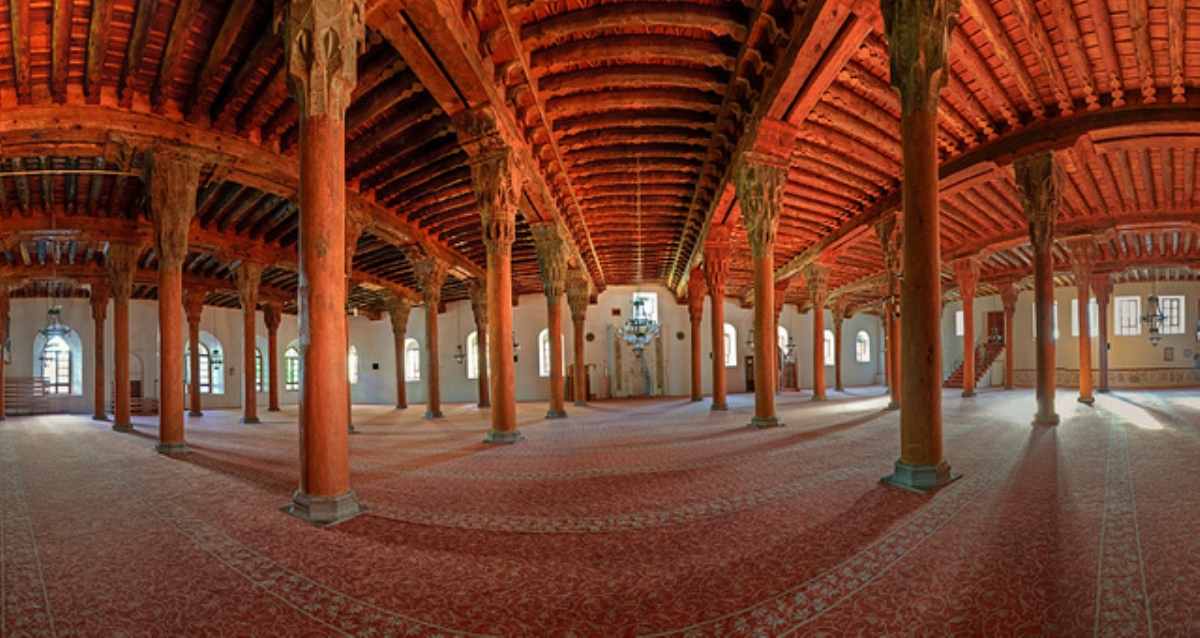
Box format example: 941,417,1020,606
547,299,566,417
1017,152,1064,426
954,258,980,397
0,290,7,420
469,282,490,407
91,286,109,420
566,270,589,408
264,303,282,411
1067,239,1097,405
1000,284,1017,390
387,295,411,409
184,291,204,417
1093,274,1112,393
805,264,830,401
704,229,730,411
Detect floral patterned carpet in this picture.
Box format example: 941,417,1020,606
3,387,1197,636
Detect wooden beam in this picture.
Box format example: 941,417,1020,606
959,0,1044,118
1006,0,1072,114
187,0,258,122
1128,0,1156,103
51,0,72,102
120,0,159,107
85,0,118,103
1167,0,1186,103
152,0,204,110
8,0,30,102
1086,0,1124,105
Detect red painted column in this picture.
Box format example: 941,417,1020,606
882,0,959,491
279,0,365,525
953,258,980,397
412,256,448,419
832,301,846,392
566,270,590,407
533,224,569,419
1066,238,1097,405
264,302,282,412
773,279,789,393
1017,152,1063,427
386,295,413,409
237,262,264,423
90,282,110,421
458,107,522,443
687,268,706,402
107,244,139,432
805,263,831,401
0,288,8,421
150,151,202,456
877,216,902,409
1092,274,1112,393
1000,283,1017,390
183,291,205,417
468,281,490,408
344,216,364,432
704,227,731,411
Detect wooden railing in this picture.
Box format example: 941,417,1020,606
4,377,52,415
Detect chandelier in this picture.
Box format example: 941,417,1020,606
1142,293,1166,347
40,305,71,338
618,158,660,356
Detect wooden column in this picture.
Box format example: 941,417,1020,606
704,226,731,411
999,283,1018,390
0,287,8,421
459,107,522,443
106,244,139,431
1092,273,1112,393
953,257,980,397
774,279,789,393
468,281,490,408
737,128,791,428
532,223,569,419
1017,152,1063,427
279,0,365,525
832,300,847,392
876,215,902,409
566,269,590,408
90,282,110,421
881,0,960,491
150,150,202,456
385,294,413,409
264,302,283,411
344,215,364,432
183,290,205,417
687,268,706,402
804,263,831,401
413,256,448,419
1066,238,1097,405
237,262,264,423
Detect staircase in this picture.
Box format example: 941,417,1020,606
945,343,1005,389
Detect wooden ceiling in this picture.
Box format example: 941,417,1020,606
0,0,1197,318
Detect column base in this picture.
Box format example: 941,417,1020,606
961,391,976,398
424,411,444,419
690,397,703,402
886,401,900,410
1098,388,1111,394
1004,385,1015,390
478,402,491,408
882,460,961,494
484,430,523,444
711,402,728,411
92,414,110,422
240,417,261,424
835,386,844,392
748,416,784,429
546,410,567,419
396,403,407,409
188,411,203,417
155,441,190,456
573,401,588,407
268,406,281,412
281,490,367,527
1032,412,1061,427
348,425,357,435
811,395,827,402
112,423,133,432
1078,396,1095,405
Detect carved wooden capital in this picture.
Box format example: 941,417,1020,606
687,267,706,325
467,279,488,329
413,257,448,308
703,241,731,299
735,154,788,258
105,243,142,304
952,257,980,300
89,281,110,321
149,150,203,270
385,293,413,339
1063,237,1098,285
565,268,591,325
881,0,960,114
1091,273,1113,305
832,299,850,326
531,223,568,300
875,213,903,278
774,278,791,319
804,263,831,308
453,106,518,157
236,261,264,311
470,145,521,257
183,289,206,324
999,283,1018,318
1015,152,1064,252
345,214,365,272
278,0,365,121
264,302,284,332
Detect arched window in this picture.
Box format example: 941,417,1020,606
348,345,359,385
404,338,421,382
41,335,72,394
255,348,263,392
777,326,789,354
539,329,550,377
467,331,479,380
284,346,300,391
855,331,870,363
185,332,225,395
824,329,835,366
723,323,737,368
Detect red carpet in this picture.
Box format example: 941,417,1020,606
2,388,1196,636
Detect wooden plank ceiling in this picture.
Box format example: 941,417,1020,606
0,0,1197,319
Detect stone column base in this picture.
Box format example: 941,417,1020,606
748,416,784,429
1078,396,1095,405
1032,411,1060,427
711,402,728,411
282,490,367,527
188,411,203,417
93,414,110,421
961,391,976,398
478,402,491,408
155,441,190,456
484,430,523,444
886,401,900,410
268,407,281,412
690,397,703,402
424,411,444,419
811,395,827,402
348,425,358,435
883,460,961,494
573,401,587,407
1097,388,1111,394
240,417,261,424
546,410,567,419
396,403,407,409
112,423,133,432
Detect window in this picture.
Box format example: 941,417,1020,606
631,292,658,322
348,345,359,385
255,349,263,393
40,335,72,394
1158,295,1185,335
284,346,300,391
777,326,789,354
855,331,871,363
538,329,564,378
723,324,737,368
955,310,964,337
185,342,213,395
404,338,421,382
1032,301,1059,340
1114,296,1141,336
1070,299,1100,338
467,331,479,380
824,329,835,366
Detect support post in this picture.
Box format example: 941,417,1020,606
183,290,205,417
1092,273,1112,393
881,0,961,491
412,256,448,419
704,227,731,411
278,0,366,525
687,268,706,402
385,294,413,409
999,283,1018,390
1016,152,1064,426
264,302,283,411
237,262,264,423
344,215,364,432
532,223,569,419
566,269,590,407
0,287,8,420
1065,238,1097,405
90,282,110,420
832,300,847,392
468,281,490,407
876,215,902,409
107,244,140,431
804,263,831,401
953,257,980,397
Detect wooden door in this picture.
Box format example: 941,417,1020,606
744,355,755,392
